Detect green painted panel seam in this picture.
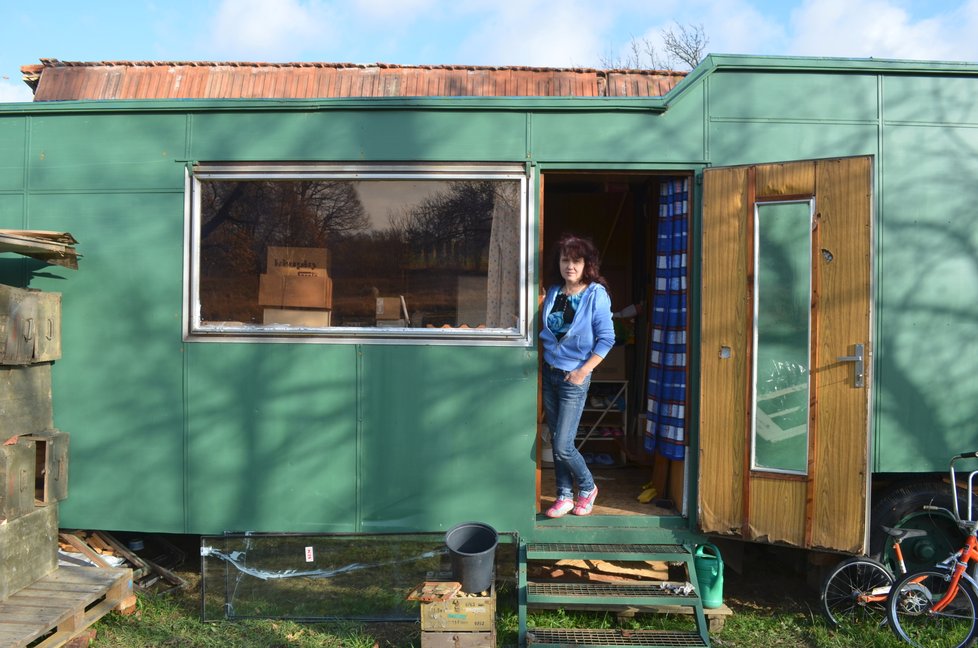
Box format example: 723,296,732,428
703,74,710,162
709,116,880,126
882,120,978,128
873,74,885,475
355,344,363,533
185,113,193,160
182,342,190,532
22,188,184,196
22,116,30,229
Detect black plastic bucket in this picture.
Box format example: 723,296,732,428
445,522,498,593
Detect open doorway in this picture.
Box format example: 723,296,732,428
538,171,691,518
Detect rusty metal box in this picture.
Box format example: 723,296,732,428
0,286,61,365
420,584,495,632
0,437,35,520
26,428,69,504
421,630,495,648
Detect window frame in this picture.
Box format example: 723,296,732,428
749,198,814,476
183,162,531,345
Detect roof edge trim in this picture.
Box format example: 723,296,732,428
0,95,669,114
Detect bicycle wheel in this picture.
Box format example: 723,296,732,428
887,568,978,648
821,556,894,629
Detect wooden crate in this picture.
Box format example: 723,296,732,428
420,583,495,632
421,630,495,648
0,364,53,435
0,503,57,600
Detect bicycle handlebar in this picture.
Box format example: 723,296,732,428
952,451,978,461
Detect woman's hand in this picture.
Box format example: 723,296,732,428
564,368,588,385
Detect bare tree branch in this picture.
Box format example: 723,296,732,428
601,22,709,71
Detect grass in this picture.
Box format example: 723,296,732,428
88,569,915,648
82,538,923,647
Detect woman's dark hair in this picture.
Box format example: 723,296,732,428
547,233,608,289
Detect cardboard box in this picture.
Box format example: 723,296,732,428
421,630,495,648
376,297,403,320
263,308,331,328
420,583,495,632
259,274,333,309
266,246,330,277
593,345,626,379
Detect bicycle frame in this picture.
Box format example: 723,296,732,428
929,529,978,612
914,450,978,612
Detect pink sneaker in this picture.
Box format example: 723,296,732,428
546,498,574,518
572,486,598,515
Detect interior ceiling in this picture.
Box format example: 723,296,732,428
544,173,657,194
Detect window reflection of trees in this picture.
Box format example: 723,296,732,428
199,178,519,330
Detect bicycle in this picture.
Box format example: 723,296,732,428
885,451,978,648
821,525,927,630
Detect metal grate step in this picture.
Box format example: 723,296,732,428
528,544,691,562
528,581,697,607
527,628,707,647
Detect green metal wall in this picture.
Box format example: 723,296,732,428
3,56,978,534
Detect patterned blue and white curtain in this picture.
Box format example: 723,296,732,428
644,177,689,461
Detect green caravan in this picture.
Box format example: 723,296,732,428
3,55,978,571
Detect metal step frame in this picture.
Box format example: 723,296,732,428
519,543,710,648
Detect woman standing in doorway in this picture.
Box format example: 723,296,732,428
540,233,615,517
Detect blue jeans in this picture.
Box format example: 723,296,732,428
541,364,595,500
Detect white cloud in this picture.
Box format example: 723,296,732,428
352,0,440,21
210,0,333,60
788,0,978,61
456,0,615,67
0,78,33,103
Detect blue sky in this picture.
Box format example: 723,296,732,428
4,0,978,102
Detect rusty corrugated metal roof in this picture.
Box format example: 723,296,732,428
20,59,686,101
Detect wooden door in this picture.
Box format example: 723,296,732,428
698,157,873,553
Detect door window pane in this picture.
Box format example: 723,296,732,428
752,201,812,474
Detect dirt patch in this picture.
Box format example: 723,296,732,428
721,542,823,617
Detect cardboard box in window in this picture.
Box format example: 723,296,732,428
376,297,403,320
266,246,330,277
258,273,333,309
263,308,331,327
593,345,626,379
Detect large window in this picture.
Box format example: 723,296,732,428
186,164,527,342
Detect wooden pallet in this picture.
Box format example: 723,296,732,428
0,565,132,648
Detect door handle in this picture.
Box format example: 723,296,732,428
837,343,865,388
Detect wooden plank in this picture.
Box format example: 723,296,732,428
747,477,806,546
59,533,111,568
698,165,750,535
754,160,816,199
